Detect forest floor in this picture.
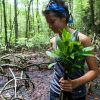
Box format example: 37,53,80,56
0,51,100,100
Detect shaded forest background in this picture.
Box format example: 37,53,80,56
0,0,100,52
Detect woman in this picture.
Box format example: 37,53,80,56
43,0,99,100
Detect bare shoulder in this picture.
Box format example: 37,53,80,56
50,37,56,44
50,37,56,49
78,32,92,47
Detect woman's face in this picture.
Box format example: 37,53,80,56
45,12,67,33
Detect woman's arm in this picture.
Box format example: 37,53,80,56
59,33,99,91
48,37,55,50
72,33,99,89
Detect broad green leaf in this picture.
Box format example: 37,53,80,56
46,51,55,58
81,53,94,56
56,38,65,52
62,29,71,42
68,42,74,53
82,46,94,52
62,29,67,42
46,28,94,74
48,62,56,69
52,50,60,58
74,41,81,46
70,33,76,42
73,64,82,69
70,53,75,59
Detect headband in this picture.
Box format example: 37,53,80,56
46,1,73,24
46,1,68,17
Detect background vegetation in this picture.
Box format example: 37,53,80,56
0,0,100,52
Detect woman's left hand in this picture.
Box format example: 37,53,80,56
59,77,74,92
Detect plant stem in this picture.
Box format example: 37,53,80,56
60,72,73,100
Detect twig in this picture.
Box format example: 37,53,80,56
96,55,100,63
0,64,21,69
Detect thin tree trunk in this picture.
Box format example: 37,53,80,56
89,0,95,44
81,0,83,30
14,0,18,45
2,0,8,47
36,0,39,33
68,0,73,27
9,3,12,31
70,0,74,28
25,0,33,38
25,3,27,38
0,1,2,33
9,3,13,43
32,0,34,33
89,0,95,33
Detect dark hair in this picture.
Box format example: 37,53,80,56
43,0,70,23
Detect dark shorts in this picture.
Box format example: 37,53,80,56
49,89,86,100
49,89,59,100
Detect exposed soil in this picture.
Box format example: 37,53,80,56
0,51,100,100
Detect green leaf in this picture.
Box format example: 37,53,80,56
62,29,71,42
68,42,74,53
48,62,56,69
74,41,81,46
81,53,94,56
70,33,76,42
46,51,55,58
46,28,94,74
73,64,82,69
82,46,94,52
70,53,75,59
56,38,65,52
52,50,60,58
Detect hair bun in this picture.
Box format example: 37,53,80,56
50,0,65,6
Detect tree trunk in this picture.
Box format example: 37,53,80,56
89,0,95,44
25,0,33,38
14,0,18,45
68,0,73,27
0,1,2,33
2,0,8,47
36,0,39,33
9,3,12,31
80,0,83,30
89,0,95,33
9,3,13,43
32,0,34,33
